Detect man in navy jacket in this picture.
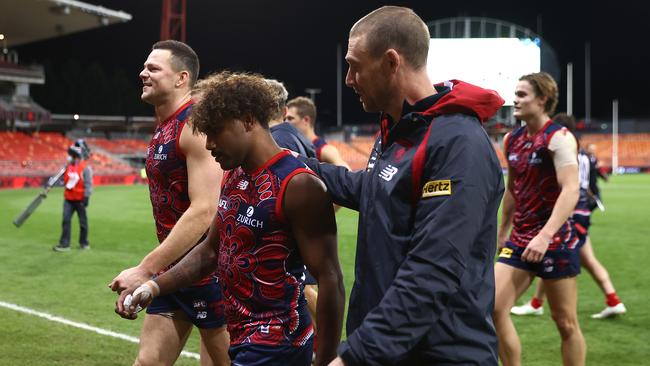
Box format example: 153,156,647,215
305,6,505,365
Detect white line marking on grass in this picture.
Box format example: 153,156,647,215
0,300,200,360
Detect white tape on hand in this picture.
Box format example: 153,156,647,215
123,294,143,313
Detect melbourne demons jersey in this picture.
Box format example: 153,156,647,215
216,150,314,347
506,121,579,250
312,136,327,161
146,100,192,243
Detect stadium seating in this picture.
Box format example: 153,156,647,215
0,131,138,177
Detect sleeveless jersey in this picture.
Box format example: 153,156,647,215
312,136,327,161
145,101,215,284
505,120,579,250
215,150,314,347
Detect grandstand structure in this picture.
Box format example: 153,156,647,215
0,0,145,188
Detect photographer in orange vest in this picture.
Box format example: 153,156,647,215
53,142,93,251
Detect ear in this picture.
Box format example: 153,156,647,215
176,71,190,88
242,115,257,132
384,49,401,74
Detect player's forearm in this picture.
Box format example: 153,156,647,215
154,239,217,295
313,266,345,365
140,204,215,274
499,190,515,234
539,184,579,239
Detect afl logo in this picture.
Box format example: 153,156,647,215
246,206,254,217
158,145,163,153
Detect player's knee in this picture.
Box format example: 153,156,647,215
134,351,169,366
551,313,579,339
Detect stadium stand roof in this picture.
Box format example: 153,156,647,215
0,0,131,47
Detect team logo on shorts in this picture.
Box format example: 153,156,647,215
422,179,451,198
543,258,554,272
499,247,513,259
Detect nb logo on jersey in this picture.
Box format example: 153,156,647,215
237,180,249,190
422,179,451,198
246,206,254,217
260,325,270,334
196,311,207,319
528,151,542,165
508,153,518,162
379,165,398,181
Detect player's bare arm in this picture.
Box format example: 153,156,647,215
522,140,579,263
116,214,221,319
498,171,516,249
284,172,344,366
320,145,351,170
109,123,222,297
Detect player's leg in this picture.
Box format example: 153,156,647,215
544,277,586,366
134,312,193,366
198,326,230,366
494,262,535,366
580,237,626,318
511,280,545,316
177,278,230,365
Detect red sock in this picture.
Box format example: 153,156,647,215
530,297,544,309
606,292,621,307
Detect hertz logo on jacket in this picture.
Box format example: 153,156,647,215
422,179,451,198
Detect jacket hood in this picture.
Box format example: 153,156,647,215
423,80,504,122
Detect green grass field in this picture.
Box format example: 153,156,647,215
0,175,648,365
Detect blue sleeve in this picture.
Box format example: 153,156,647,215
302,157,365,211
339,118,503,364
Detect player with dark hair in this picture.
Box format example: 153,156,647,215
286,96,350,169
109,40,229,366
496,73,586,366
120,71,345,366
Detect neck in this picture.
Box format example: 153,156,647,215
268,118,283,128
385,68,436,121
242,131,283,173
305,128,317,140
155,91,191,122
524,113,550,136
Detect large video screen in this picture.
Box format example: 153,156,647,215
426,38,541,106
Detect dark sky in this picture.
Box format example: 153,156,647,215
15,0,650,127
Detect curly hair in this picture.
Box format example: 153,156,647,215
191,71,277,135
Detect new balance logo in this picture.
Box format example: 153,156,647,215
237,180,249,190
379,165,399,181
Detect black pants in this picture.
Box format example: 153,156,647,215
59,199,88,247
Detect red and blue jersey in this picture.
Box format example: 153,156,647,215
505,121,579,250
146,100,192,243
216,150,314,347
145,100,216,284
312,136,327,161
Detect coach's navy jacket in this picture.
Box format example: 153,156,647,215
305,80,505,365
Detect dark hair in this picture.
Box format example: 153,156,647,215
552,113,576,132
350,6,430,69
519,72,559,115
152,40,199,86
191,71,277,134
287,96,317,126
